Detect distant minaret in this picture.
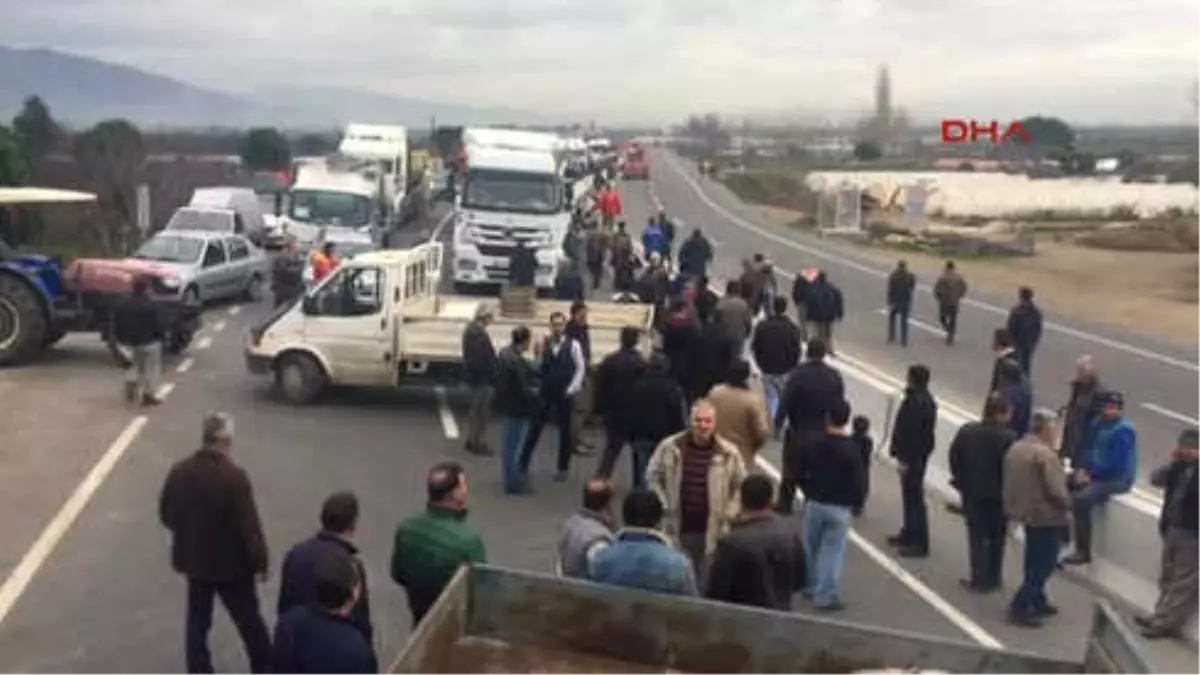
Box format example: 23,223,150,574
874,64,892,128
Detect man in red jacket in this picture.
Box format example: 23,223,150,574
597,186,623,231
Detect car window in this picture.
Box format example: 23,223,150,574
226,237,250,261
309,267,383,317
202,241,227,267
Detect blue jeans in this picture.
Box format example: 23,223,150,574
803,501,853,607
500,416,529,492
761,373,787,424
1011,525,1062,617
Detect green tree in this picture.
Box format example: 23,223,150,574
1017,115,1075,150
12,95,62,160
853,140,883,161
0,123,34,246
294,132,336,157
239,127,292,171
73,119,146,254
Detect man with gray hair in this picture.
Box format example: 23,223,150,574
159,412,272,672
1003,408,1071,628
461,304,497,456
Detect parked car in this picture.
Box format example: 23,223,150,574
130,229,270,304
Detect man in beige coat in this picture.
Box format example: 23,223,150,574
647,399,747,589
707,358,771,469
1003,409,1071,628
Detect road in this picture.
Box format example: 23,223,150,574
645,149,1198,490
0,197,1192,672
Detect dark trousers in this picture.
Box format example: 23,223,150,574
1011,526,1062,617
964,499,1007,587
519,393,575,474
596,425,632,483
629,440,656,489
938,303,959,344
185,578,272,674
777,430,822,514
587,263,604,290
1014,343,1036,375
887,304,910,346
899,459,930,551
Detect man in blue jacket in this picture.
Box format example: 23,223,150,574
1062,391,1137,566
641,219,669,260
589,489,697,596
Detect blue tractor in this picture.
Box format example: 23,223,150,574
0,187,200,367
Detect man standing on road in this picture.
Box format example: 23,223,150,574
776,338,844,513
115,275,166,407
554,258,586,302
272,552,378,674
646,399,747,588
594,326,646,483
627,352,687,488
886,260,917,347
752,297,802,423
270,239,306,308
805,272,844,355
566,301,596,456
888,364,938,558
796,399,867,612
986,328,1020,406
556,478,617,579
1059,355,1103,465
714,280,754,352
610,222,637,292
584,228,610,290
1062,391,1137,566
933,260,967,345
706,473,806,611
589,490,698,596
495,326,538,494
707,358,771,470
390,462,486,626
677,228,714,280
1137,428,1199,639
1004,409,1071,628
158,412,272,674
996,360,1033,438
519,312,587,484
277,492,372,640
657,210,677,261
461,305,497,456
791,272,811,342
504,240,539,317
949,394,1018,593
1007,286,1043,375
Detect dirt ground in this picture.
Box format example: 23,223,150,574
754,206,1199,346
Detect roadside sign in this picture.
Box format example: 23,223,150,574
135,184,151,233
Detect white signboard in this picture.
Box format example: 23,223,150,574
136,184,151,233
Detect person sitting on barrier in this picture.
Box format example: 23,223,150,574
1061,391,1137,566
1136,428,1199,640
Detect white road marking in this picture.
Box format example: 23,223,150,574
0,415,149,626
175,357,195,374
154,383,176,400
1141,402,1199,426
227,306,241,316
428,210,456,242
659,152,1199,372
874,307,946,336
195,336,213,351
753,456,1004,649
212,320,227,333
435,386,460,439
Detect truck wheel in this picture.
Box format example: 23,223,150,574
242,274,263,303
0,274,49,366
274,352,326,405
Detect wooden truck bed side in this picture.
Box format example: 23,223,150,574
393,565,1150,674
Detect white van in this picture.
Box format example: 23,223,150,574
189,187,272,246
280,165,379,247
452,145,569,292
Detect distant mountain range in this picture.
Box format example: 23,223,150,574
0,46,540,130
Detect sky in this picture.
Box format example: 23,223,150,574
3,0,1198,125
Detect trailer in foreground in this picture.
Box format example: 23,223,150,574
393,565,1151,674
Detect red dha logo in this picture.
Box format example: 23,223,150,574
941,119,1032,144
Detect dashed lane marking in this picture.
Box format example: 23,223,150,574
0,415,150,626
212,320,228,333
154,383,176,400
873,307,947,337
195,336,213,351
228,306,241,316
435,386,460,440
175,357,195,374
1141,402,1199,426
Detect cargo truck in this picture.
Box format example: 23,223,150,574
393,565,1151,674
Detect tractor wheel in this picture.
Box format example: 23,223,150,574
0,274,49,367
42,329,67,348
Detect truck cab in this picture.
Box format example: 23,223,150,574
281,165,378,248
452,145,568,292
337,123,410,218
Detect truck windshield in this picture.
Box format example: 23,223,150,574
289,190,372,227
462,169,560,215
134,234,204,263
165,209,232,233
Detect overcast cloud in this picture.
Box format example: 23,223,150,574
3,0,1197,124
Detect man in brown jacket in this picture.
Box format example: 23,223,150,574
933,260,968,345
1003,409,1071,628
706,358,771,469
159,412,272,673
714,280,754,348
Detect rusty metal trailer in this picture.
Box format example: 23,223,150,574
393,565,1151,674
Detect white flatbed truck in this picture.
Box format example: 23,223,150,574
245,242,654,404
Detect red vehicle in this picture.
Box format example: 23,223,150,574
622,145,649,180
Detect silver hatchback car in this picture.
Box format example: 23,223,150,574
131,229,270,304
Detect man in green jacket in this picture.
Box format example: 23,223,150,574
390,462,486,626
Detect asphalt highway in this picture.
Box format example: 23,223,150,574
646,148,1198,492
0,197,1192,672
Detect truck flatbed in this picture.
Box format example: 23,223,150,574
393,565,1151,674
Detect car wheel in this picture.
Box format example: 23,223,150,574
242,274,264,303
274,352,326,405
